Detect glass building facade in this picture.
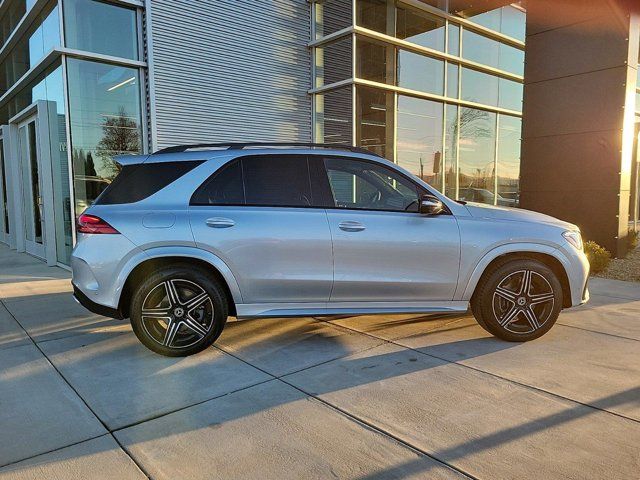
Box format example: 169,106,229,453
0,0,145,265
312,0,525,207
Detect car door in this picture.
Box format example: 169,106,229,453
189,154,333,304
320,156,460,303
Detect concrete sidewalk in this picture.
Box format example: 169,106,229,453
0,244,638,479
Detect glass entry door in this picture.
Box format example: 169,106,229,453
18,116,46,259
0,136,9,244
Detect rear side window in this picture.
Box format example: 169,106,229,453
96,161,203,205
191,155,314,207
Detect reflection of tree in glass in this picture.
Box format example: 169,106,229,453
446,108,492,192
96,106,140,179
73,149,97,177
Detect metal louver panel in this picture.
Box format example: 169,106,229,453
148,0,312,150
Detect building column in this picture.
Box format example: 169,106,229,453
520,0,640,257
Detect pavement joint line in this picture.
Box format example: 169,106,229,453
0,297,151,479
314,317,640,426
0,433,110,470
556,321,640,343
587,292,640,302
109,377,278,433
279,378,478,480
211,343,479,480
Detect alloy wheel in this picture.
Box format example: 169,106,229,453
141,279,214,349
492,270,555,334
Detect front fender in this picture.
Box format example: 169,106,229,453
113,246,244,308
456,242,573,301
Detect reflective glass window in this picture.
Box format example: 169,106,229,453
461,67,498,106
447,22,460,56
356,0,389,34
67,58,142,217
446,62,458,98
397,49,444,95
462,29,524,76
356,36,390,84
356,86,393,158
458,107,496,204
462,3,525,41
64,0,139,60
315,86,353,146
497,115,521,206
498,78,523,111
444,104,458,196
396,95,443,191
396,4,445,51
0,3,60,94
314,0,353,39
316,36,353,87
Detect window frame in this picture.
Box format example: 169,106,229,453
189,153,451,215
316,154,449,214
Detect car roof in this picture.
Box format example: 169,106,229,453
115,144,387,166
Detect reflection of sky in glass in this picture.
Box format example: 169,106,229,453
67,59,142,178
397,96,443,184
397,50,444,95
64,0,138,60
31,64,65,115
462,29,524,76
27,5,60,67
464,4,526,41
458,108,496,193
498,115,522,181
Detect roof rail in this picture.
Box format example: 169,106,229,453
153,142,383,158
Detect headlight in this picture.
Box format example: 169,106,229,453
562,230,583,251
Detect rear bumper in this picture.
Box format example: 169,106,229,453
73,284,123,320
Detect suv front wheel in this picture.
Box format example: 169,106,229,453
471,258,562,342
129,264,228,356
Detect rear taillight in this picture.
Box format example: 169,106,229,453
77,214,119,234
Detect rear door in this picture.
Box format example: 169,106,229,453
189,154,333,304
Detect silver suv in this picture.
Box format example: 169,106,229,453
71,143,590,357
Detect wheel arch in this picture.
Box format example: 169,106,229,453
462,245,572,309
116,248,242,318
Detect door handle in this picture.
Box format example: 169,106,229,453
338,220,365,232
205,217,235,228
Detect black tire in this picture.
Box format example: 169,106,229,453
129,264,228,356
471,258,562,342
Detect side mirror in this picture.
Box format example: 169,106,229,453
419,195,444,215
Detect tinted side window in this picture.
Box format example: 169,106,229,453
96,161,203,205
324,157,420,212
191,160,244,205
243,155,313,207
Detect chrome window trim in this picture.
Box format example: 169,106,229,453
310,78,523,118
310,26,523,88
309,0,525,48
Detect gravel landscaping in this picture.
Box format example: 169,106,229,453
595,245,640,283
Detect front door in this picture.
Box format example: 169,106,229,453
321,156,461,303
18,116,46,259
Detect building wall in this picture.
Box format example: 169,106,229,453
520,0,640,256
148,0,312,150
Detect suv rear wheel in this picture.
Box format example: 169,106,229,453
471,258,562,342
129,264,228,356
